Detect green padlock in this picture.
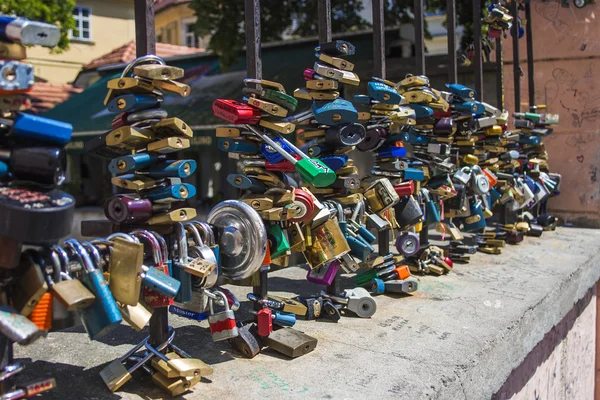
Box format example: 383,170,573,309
268,224,291,259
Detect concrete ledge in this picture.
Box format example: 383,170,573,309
14,227,600,399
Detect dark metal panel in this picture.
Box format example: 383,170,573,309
446,0,457,83
245,0,262,81
511,0,521,113
414,0,425,75
525,0,535,107
318,0,332,44
373,0,385,79
134,0,155,56
473,0,483,101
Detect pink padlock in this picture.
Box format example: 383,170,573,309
306,260,340,285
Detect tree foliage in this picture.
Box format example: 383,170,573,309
0,0,76,53
190,0,487,69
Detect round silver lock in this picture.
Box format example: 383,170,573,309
207,200,267,280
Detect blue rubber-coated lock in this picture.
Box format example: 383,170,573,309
403,168,425,181
445,83,476,99
519,135,541,145
280,172,298,188
355,224,377,244
218,138,260,154
108,153,161,174
307,144,331,158
273,311,296,327
367,81,403,104
0,60,33,93
371,278,386,294
425,200,441,223
378,145,407,158
2,113,72,146
313,99,358,126
0,161,7,177
347,235,372,262
462,200,487,232
408,104,434,119
145,183,196,202
320,155,348,171
141,267,181,298
107,94,161,114
490,187,502,205
227,174,266,193
453,101,484,115
261,137,293,164
148,159,197,178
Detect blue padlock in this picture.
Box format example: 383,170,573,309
347,235,373,262
0,161,7,177
0,113,72,145
378,145,407,158
227,174,266,192
307,144,332,157
445,83,476,99
353,94,372,105
107,94,161,114
320,155,348,171
108,153,161,174
408,104,434,119
169,305,209,321
400,131,430,145
367,81,403,104
453,101,484,115
0,61,34,93
172,224,192,303
141,267,181,298
280,172,299,188
273,311,296,327
65,239,121,340
145,183,196,203
148,159,197,178
261,137,293,164
519,135,541,145
462,200,487,232
218,138,259,154
403,168,425,181
490,187,502,206
313,99,358,126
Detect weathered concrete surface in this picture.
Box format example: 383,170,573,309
14,227,600,399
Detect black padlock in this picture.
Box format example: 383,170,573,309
446,183,466,210
0,147,66,186
357,127,386,152
303,297,323,320
394,195,423,227
527,223,544,237
325,123,366,146
229,322,262,359
434,117,453,136
321,298,341,322
505,230,524,244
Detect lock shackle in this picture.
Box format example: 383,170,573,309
183,222,203,247
148,230,168,265
324,200,344,222
130,230,162,267
82,242,102,271
191,221,215,247
51,245,74,278
121,54,165,78
174,222,188,265
64,239,96,273
208,291,229,314
350,201,364,223
107,232,139,243
421,188,431,203
47,247,63,284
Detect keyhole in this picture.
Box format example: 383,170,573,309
2,67,16,82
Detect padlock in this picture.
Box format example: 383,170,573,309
257,308,273,337
0,42,27,60
306,260,340,285
150,367,201,397
462,200,487,232
208,291,239,341
367,81,402,104
312,99,358,126
117,300,153,331
325,123,366,146
316,40,355,56
148,160,196,178
108,153,161,174
0,61,33,94
372,278,419,294
305,218,350,269
107,237,143,306
325,287,377,318
422,189,441,224
144,182,196,203
0,306,45,345
0,146,67,185
151,351,212,382
262,327,318,358
229,323,262,358
66,239,122,340
358,127,387,152
107,93,161,114
394,195,424,228
28,292,52,331
48,246,95,311
395,232,420,257
12,251,48,317
364,178,400,213
147,137,191,153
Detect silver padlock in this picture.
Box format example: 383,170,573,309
208,291,239,341
342,287,377,318
0,306,45,345
453,167,472,185
471,169,490,195
384,279,419,294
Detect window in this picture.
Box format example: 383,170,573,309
71,6,92,41
184,23,197,48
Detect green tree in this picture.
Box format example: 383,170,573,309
190,0,488,69
0,0,76,53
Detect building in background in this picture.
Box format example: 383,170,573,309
154,0,208,49
26,0,136,84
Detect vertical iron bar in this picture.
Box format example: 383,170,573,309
373,0,385,79
525,0,535,107
473,0,483,101
511,0,521,113
318,0,332,44
134,0,155,56
447,0,457,83
245,0,262,82
414,0,425,74
493,0,503,109
134,0,167,347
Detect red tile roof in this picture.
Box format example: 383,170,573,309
28,82,83,114
83,40,205,70
154,0,191,13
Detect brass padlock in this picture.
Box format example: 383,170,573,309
112,175,159,191
108,238,144,306
148,208,197,225
151,118,193,138
133,64,184,81
241,195,274,211
152,79,190,96
147,137,190,153
288,223,306,252
118,300,153,331
13,252,49,317
305,218,350,269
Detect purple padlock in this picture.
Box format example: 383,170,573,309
306,260,340,285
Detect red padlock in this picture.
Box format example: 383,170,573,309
257,308,273,337
303,68,317,80
289,188,315,223
433,110,453,119
265,159,297,172
394,181,415,197
212,99,261,124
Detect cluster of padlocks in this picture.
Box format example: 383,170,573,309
0,13,563,399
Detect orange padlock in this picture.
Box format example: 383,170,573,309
29,292,52,330
482,168,498,187
261,241,272,266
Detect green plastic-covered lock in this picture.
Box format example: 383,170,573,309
268,224,291,259
296,158,336,187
